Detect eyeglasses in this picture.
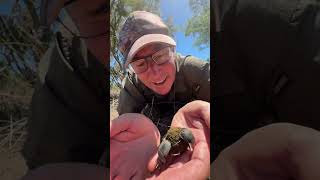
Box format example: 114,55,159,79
129,47,175,74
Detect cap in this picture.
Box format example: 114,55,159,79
118,11,176,68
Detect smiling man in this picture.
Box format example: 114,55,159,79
117,11,210,136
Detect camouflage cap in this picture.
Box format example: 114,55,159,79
118,11,176,68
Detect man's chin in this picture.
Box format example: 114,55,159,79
152,85,172,96
148,79,174,95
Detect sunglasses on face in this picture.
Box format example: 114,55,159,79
129,46,175,74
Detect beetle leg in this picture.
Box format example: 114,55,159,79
188,143,193,151
172,152,181,156
158,139,171,165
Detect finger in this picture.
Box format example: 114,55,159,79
172,101,210,129
116,167,138,180
182,141,210,179
110,114,133,138
130,170,145,180
158,142,210,180
191,141,210,166
148,150,159,172
186,128,210,147
169,150,192,168
110,113,150,138
111,130,138,142
110,162,119,180
181,100,210,127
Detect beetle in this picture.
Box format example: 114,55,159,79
156,127,195,169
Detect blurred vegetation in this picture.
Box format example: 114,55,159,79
0,0,52,151
185,0,210,50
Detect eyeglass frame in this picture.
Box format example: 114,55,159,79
128,46,176,74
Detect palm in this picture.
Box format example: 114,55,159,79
110,113,160,180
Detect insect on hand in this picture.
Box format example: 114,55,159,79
156,127,195,170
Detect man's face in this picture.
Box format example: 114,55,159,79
133,44,176,95
66,0,108,65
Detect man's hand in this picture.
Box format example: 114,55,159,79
110,113,160,180
172,100,210,142
212,123,320,180
148,100,210,180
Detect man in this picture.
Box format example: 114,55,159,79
22,0,109,169
117,11,210,136
213,0,320,159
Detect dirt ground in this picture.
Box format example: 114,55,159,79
0,148,27,180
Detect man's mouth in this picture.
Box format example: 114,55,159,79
153,77,167,86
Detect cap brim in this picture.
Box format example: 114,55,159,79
125,34,176,68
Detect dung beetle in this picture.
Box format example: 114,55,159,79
156,127,195,169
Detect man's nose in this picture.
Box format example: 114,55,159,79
148,60,161,75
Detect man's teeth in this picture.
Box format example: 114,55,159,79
155,79,165,84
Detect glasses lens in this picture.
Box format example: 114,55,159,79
130,59,147,73
152,47,173,65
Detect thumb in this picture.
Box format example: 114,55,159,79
148,149,159,172
110,113,143,138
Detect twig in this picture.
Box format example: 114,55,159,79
9,131,25,151
0,118,26,133
0,119,26,148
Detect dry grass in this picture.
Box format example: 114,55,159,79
0,92,31,153
0,75,32,180
110,99,119,120
110,85,120,120
0,117,27,152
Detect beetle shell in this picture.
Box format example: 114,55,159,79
164,127,190,155
156,127,194,169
